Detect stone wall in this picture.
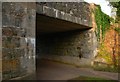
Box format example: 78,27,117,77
2,2,36,80
0,2,98,80
36,2,97,66
37,29,97,66
37,2,92,27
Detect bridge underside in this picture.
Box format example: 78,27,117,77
37,14,91,34
36,13,95,67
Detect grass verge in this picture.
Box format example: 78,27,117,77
68,76,118,82
93,65,118,73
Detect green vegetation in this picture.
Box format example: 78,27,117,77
70,76,107,80
97,43,112,63
92,2,119,73
93,65,118,73
69,76,118,82
114,27,120,34
94,5,110,41
110,1,120,22
94,42,118,72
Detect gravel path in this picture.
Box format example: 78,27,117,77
36,59,118,80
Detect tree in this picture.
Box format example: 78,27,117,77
109,1,120,68
109,1,120,22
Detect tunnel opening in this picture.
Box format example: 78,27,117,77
37,29,87,59
36,13,92,61
36,13,94,80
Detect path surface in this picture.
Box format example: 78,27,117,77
36,59,118,80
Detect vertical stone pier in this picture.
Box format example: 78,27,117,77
2,2,36,80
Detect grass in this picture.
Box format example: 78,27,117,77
71,76,107,80
93,65,118,73
68,76,118,82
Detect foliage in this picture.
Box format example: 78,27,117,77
70,76,107,80
94,43,118,73
110,1,120,21
94,5,110,41
93,65,118,73
114,27,120,33
97,42,119,68
97,43,112,63
110,17,115,23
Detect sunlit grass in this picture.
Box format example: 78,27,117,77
68,76,118,82
93,65,118,73
71,76,106,80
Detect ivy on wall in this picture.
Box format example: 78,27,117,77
97,43,112,63
114,27,120,34
94,5,110,41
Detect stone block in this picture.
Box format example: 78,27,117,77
2,27,18,36
2,27,26,37
37,2,92,27
2,36,21,48
20,37,26,48
2,59,20,73
2,48,25,59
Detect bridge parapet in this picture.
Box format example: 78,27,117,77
37,2,92,27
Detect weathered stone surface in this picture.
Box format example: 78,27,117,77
2,48,25,59
2,59,26,80
37,2,92,27
2,2,36,80
37,29,97,66
37,2,90,19
1,2,98,80
2,36,20,48
2,59,20,72
2,27,26,37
